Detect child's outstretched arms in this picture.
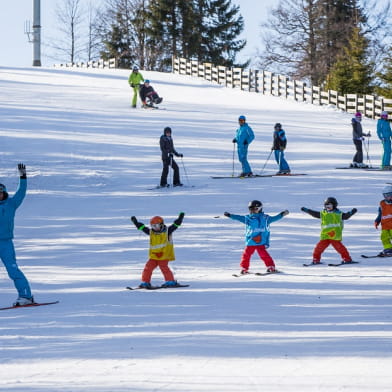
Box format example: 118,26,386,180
301,207,321,218
131,216,145,230
174,212,185,227
342,208,357,220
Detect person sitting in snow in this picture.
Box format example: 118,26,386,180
0,163,35,306
224,200,289,274
374,185,392,257
301,197,357,264
130,213,185,288
139,80,163,108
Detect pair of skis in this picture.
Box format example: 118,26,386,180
303,261,359,267
126,284,189,291
232,270,282,277
0,300,59,311
211,173,306,179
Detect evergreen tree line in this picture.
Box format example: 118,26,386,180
52,0,247,71
52,0,392,98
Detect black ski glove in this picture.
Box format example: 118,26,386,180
280,210,289,216
18,163,26,179
131,216,144,230
224,212,231,217
174,212,185,226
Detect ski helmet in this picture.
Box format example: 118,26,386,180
238,115,246,122
355,112,362,118
248,200,263,212
144,79,150,84
383,185,392,198
324,197,338,209
150,216,164,225
132,66,139,71
0,184,6,192
381,111,388,119
164,126,172,134
274,123,282,130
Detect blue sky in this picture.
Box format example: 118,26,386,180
0,0,278,67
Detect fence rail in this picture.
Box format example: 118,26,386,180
53,58,118,69
172,57,392,119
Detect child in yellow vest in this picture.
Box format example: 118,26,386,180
301,197,357,264
130,213,184,288
374,185,392,256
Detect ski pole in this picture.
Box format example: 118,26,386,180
232,142,235,177
260,149,273,174
181,157,190,186
363,136,372,168
168,154,173,188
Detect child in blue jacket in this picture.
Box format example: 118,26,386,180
224,200,289,273
0,164,34,306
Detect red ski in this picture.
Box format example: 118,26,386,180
0,301,59,311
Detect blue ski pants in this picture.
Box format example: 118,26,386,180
0,239,32,298
237,145,252,175
381,139,391,168
274,149,290,172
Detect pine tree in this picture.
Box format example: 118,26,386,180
376,49,392,98
198,0,246,67
325,27,374,94
99,0,136,68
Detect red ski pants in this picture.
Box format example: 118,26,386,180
313,239,351,262
141,259,175,283
240,245,275,270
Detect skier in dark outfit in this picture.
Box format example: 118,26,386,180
160,127,183,187
139,80,163,108
351,112,370,168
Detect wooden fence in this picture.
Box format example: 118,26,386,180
172,57,392,119
53,58,118,69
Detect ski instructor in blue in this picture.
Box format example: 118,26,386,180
232,115,255,177
0,163,34,306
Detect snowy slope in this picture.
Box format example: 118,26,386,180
0,65,392,391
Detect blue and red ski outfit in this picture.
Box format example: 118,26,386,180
224,202,288,272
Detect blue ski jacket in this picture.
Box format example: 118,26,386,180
0,178,26,240
234,123,254,149
377,118,392,140
228,211,284,247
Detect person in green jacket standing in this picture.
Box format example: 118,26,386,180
128,66,144,108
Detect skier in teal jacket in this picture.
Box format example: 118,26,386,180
377,111,392,169
0,163,34,306
232,115,255,177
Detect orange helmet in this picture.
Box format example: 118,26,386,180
150,216,164,225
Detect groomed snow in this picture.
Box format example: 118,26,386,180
0,65,392,391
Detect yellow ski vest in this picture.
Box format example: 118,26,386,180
320,210,343,240
149,230,175,261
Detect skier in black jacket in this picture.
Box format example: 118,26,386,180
159,127,183,187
